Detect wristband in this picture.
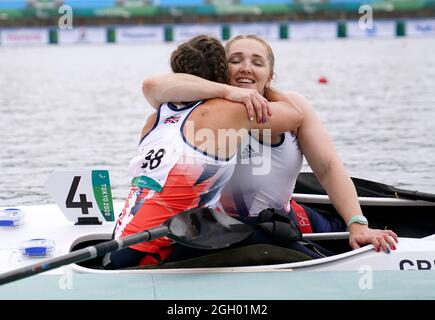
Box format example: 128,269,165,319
347,215,369,228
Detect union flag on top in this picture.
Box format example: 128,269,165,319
163,115,181,124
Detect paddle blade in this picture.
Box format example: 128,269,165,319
164,208,253,249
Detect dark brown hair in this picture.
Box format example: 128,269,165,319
171,35,229,84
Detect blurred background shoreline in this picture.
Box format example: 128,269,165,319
1,1,435,45
1,0,435,27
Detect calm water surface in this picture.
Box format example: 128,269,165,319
1,38,435,206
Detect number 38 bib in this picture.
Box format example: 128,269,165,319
129,101,205,192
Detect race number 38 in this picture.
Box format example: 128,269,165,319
141,148,166,170
45,170,115,223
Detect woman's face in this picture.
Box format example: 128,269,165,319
227,38,272,95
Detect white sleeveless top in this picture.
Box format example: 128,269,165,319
220,131,303,217
128,101,235,208
114,100,236,251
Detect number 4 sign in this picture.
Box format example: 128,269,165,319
45,170,115,224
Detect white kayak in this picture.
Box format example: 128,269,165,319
1,194,435,299
1,196,435,272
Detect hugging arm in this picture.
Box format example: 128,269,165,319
286,91,398,252
205,98,303,135
182,98,303,162
142,73,270,122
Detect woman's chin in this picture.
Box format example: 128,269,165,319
235,83,257,90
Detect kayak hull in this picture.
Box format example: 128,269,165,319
1,196,434,299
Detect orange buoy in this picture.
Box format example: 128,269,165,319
318,76,328,84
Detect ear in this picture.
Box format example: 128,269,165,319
265,77,272,90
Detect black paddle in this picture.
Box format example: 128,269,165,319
295,172,435,202
0,207,253,286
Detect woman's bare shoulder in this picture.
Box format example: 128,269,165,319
206,98,244,107
190,98,246,121
202,98,247,116
285,90,310,103
283,90,314,113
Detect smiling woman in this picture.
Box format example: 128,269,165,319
2,36,433,265
140,34,399,255
104,35,303,269
1,37,435,301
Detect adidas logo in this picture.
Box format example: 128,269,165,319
240,144,261,159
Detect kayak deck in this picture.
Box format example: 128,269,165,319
1,196,435,276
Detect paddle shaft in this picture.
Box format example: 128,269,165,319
394,190,435,202
296,172,435,203
303,232,350,241
351,176,435,202
0,225,168,286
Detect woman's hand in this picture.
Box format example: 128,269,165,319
223,86,272,123
348,224,399,253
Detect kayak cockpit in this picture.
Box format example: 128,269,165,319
70,234,352,270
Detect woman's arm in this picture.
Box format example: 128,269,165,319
286,91,398,252
265,88,303,127
186,98,303,160
142,73,270,122
196,98,303,137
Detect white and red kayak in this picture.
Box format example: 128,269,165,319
0,171,434,299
